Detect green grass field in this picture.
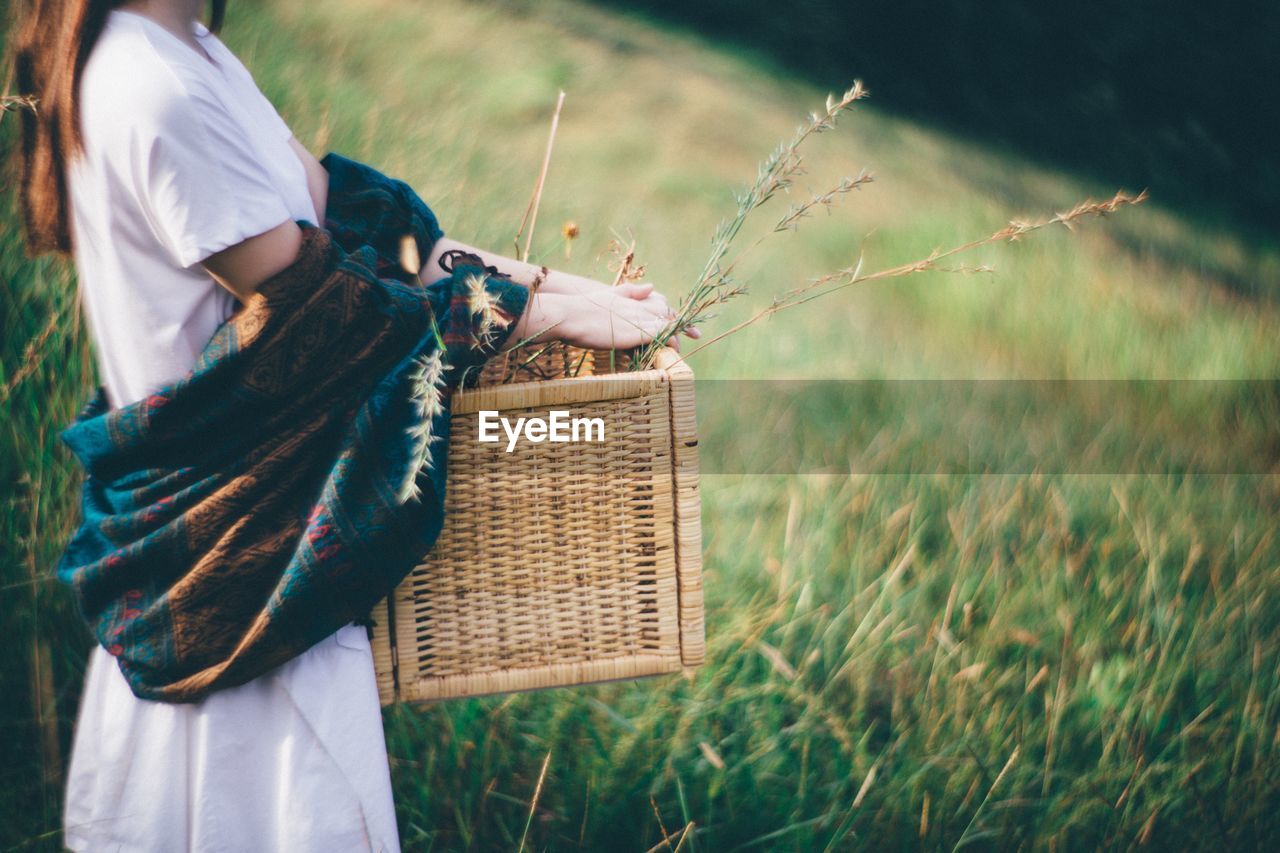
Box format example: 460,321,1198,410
3,0,1278,848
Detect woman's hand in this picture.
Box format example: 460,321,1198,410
422,236,700,351
514,282,696,350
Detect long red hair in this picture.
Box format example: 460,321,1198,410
9,0,226,256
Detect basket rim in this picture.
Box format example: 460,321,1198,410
452,347,689,414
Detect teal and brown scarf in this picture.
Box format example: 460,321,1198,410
55,153,529,702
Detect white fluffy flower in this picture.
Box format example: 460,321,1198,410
466,272,510,351
398,349,451,504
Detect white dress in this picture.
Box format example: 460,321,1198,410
62,10,400,852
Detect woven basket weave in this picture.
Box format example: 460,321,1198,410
370,344,704,704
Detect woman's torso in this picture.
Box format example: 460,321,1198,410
69,7,318,408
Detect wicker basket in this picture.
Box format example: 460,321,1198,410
369,344,704,704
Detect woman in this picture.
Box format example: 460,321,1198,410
13,0,695,848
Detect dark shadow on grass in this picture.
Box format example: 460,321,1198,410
583,0,1279,270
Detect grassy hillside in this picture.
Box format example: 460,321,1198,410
2,0,1278,848
584,0,1280,234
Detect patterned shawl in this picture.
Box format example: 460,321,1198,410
55,153,529,703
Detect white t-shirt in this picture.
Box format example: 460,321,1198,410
62,10,400,852
69,8,317,409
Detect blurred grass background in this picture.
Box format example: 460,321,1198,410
3,0,1278,848
587,0,1280,243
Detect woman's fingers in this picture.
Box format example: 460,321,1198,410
615,282,653,300
618,282,678,315
643,291,671,315
564,285,704,350
612,291,670,320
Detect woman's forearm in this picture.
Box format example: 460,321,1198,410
418,237,592,346
419,236,606,298
419,236,692,351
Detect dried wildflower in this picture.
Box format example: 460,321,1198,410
773,170,874,233
562,220,579,259
0,93,38,115
465,272,511,351
605,237,647,284
399,234,420,276
633,81,871,368
632,80,1144,368
682,188,1148,357
0,307,61,406
398,350,450,504
513,91,566,261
